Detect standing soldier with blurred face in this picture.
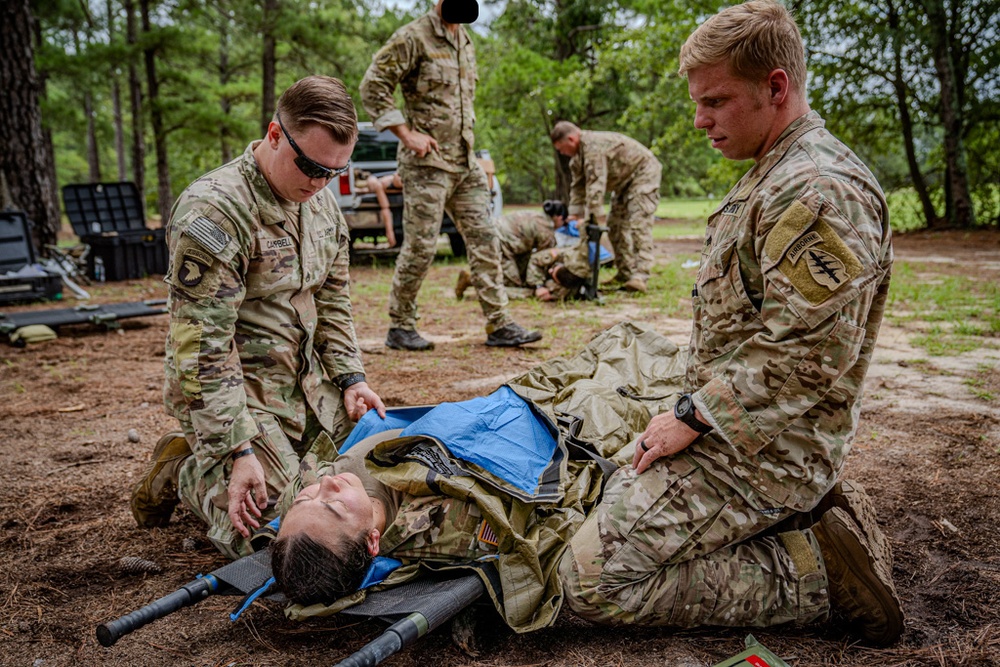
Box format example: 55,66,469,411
360,0,542,351
551,121,662,294
559,1,903,647
130,76,386,560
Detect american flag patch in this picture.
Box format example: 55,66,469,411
477,520,498,547
187,216,232,255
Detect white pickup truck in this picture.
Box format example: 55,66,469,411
327,122,504,261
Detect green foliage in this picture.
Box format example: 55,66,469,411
36,0,999,227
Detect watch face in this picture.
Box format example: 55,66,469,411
676,394,693,417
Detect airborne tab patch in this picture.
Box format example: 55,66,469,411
187,216,232,255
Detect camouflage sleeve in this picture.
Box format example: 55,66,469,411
584,152,609,219
360,30,417,131
567,155,587,218
693,177,885,455
526,247,560,286
314,203,365,378
165,206,258,458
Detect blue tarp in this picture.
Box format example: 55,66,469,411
343,386,557,496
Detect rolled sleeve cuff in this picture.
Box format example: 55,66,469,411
694,378,769,456
374,110,407,132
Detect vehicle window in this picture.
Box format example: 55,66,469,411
352,131,399,162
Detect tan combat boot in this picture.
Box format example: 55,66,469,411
455,269,473,300
812,507,904,647
622,277,648,293
130,432,192,528
600,272,627,286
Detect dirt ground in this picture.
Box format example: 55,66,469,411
1,226,999,667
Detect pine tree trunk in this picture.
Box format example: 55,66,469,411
109,0,127,181
141,0,172,224
261,0,279,134
126,0,146,202
925,0,975,228
0,0,62,249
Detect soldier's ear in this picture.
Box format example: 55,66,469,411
366,529,380,556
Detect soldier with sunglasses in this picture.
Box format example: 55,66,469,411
131,76,386,560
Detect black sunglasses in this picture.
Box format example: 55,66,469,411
276,112,350,180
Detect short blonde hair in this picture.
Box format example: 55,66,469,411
550,120,580,143
678,0,807,94
276,75,358,145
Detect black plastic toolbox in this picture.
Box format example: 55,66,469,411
0,210,63,304
62,182,168,281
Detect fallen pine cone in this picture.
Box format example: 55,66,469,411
117,556,162,575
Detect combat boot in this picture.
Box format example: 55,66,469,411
621,278,648,293
601,272,628,286
386,327,435,351
485,322,543,347
812,507,904,647
455,269,473,300
130,432,192,528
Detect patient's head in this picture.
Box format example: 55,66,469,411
271,473,380,605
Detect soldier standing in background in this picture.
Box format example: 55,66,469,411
550,121,662,294
130,76,386,559
559,0,903,647
455,200,565,299
360,0,541,351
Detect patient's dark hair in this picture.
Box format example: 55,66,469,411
551,264,586,289
271,532,373,606
542,199,567,220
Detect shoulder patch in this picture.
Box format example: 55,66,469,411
177,248,213,288
186,216,233,255
477,519,499,548
767,201,864,305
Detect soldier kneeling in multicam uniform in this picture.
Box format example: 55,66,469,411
455,199,568,300
558,0,902,649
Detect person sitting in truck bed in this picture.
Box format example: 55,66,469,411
356,170,403,248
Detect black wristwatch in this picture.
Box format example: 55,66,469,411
674,394,713,434
335,372,366,390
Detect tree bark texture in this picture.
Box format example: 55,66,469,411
141,0,173,223
924,0,976,227
887,0,938,226
126,0,146,205
0,0,62,249
260,0,279,135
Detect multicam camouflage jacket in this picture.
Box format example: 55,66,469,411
281,322,689,632
360,11,478,173
568,130,660,220
686,111,893,512
497,210,556,259
163,142,365,458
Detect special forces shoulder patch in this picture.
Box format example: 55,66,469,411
765,201,864,305
177,247,213,288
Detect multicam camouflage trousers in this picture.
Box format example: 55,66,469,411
392,162,512,332
177,409,346,560
558,452,832,628
607,160,661,282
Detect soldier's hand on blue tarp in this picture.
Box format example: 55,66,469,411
344,381,387,421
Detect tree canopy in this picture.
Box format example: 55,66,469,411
10,0,999,242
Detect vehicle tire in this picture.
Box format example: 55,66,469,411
448,232,467,257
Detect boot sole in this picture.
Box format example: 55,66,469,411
816,508,904,646
485,332,543,347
